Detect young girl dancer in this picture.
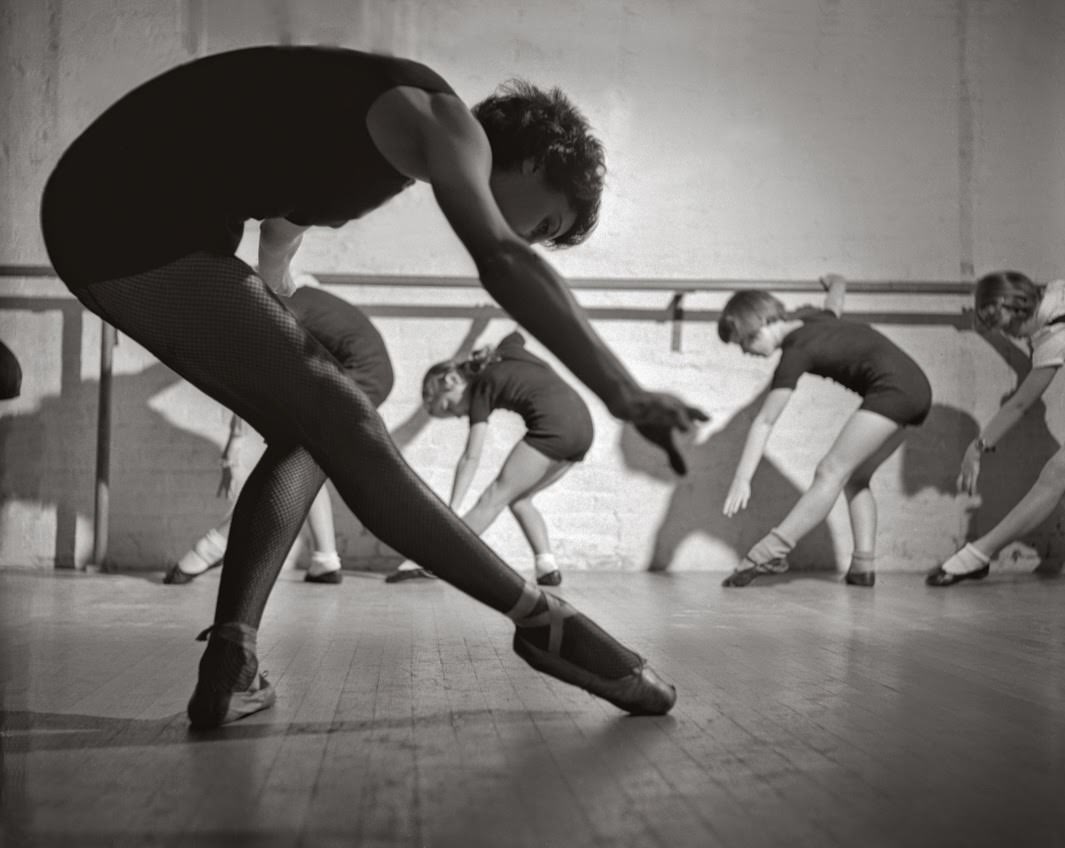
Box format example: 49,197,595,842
411,330,594,587
928,270,1065,586
165,285,392,586
42,45,703,727
718,274,932,587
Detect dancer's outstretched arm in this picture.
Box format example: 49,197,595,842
406,93,706,471
958,366,1057,494
450,421,488,510
723,388,792,516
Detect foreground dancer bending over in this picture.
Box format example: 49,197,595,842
929,271,1065,586
42,46,705,727
718,275,931,587
166,284,394,586
408,330,594,587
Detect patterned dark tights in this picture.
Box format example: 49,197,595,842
75,253,639,680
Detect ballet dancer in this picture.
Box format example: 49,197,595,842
928,270,1065,586
719,274,931,587
42,45,704,727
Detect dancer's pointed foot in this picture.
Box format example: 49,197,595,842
508,584,675,715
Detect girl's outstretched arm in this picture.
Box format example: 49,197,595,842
820,273,847,317
450,421,488,510
723,388,793,516
958,365,1058,495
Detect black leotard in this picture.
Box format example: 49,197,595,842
287,287,393,408
468,332,594,462
771,311,932,426
41,46,454,288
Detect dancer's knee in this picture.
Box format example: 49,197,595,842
1033,450,1065,496
812,456,851,491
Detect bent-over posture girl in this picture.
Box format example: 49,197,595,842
411,331,593,587
929,270,1065,586
719,275,932,587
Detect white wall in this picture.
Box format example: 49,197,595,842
1,0,1063,574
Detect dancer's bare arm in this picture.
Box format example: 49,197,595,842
723,388,792,516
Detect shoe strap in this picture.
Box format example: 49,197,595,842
506,582,576,656
195,621,258,652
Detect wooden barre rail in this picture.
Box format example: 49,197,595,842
0,265,973,294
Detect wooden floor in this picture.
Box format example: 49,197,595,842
1,568,1063,848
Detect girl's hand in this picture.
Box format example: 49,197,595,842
819,273,846,290
217,462,237,499
723,480,751,517
957,443,982,495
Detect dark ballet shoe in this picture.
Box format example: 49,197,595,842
384,567,437,583
536,570,562,586
304,569,342,584
509,588,676,716
722,557,789,588
187,625,275,730
844,569,875,587
163,558,222,585
925,564,990,587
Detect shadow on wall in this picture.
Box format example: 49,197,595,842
621,379,1035,574
0,357,222,567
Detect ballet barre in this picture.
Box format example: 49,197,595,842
0,264,974,569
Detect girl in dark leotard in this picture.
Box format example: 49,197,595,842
166,284,394,586
41,45,705,727
409,331,593,587
928,271,1065,586
717,274,932,588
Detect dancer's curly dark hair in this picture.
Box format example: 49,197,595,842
473,80,606,247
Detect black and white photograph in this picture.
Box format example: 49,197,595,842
1,1,1063,845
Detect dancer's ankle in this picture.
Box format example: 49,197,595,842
308,550,341,577
534,553,558,579
942,543,990,575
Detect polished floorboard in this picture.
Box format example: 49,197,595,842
1,568,1063,848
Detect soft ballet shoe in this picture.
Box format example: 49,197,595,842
384,567,437,583
536,570,562,587
844,569,875,587
304,569,342,584
163,559,222,585
925,564,990,587
186,625,275,730
722,557,789,588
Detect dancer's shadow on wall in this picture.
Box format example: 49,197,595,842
0,355,222,568
966,330,1064,574
621,386,989,575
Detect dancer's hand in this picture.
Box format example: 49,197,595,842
626,391,709,475
723,479,751,516
957,442,982,495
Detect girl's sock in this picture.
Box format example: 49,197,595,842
849,550,876,574
178,528,227,575
942,542,990,575
745,527,794,567
308,550,341,578
534,552,559,579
